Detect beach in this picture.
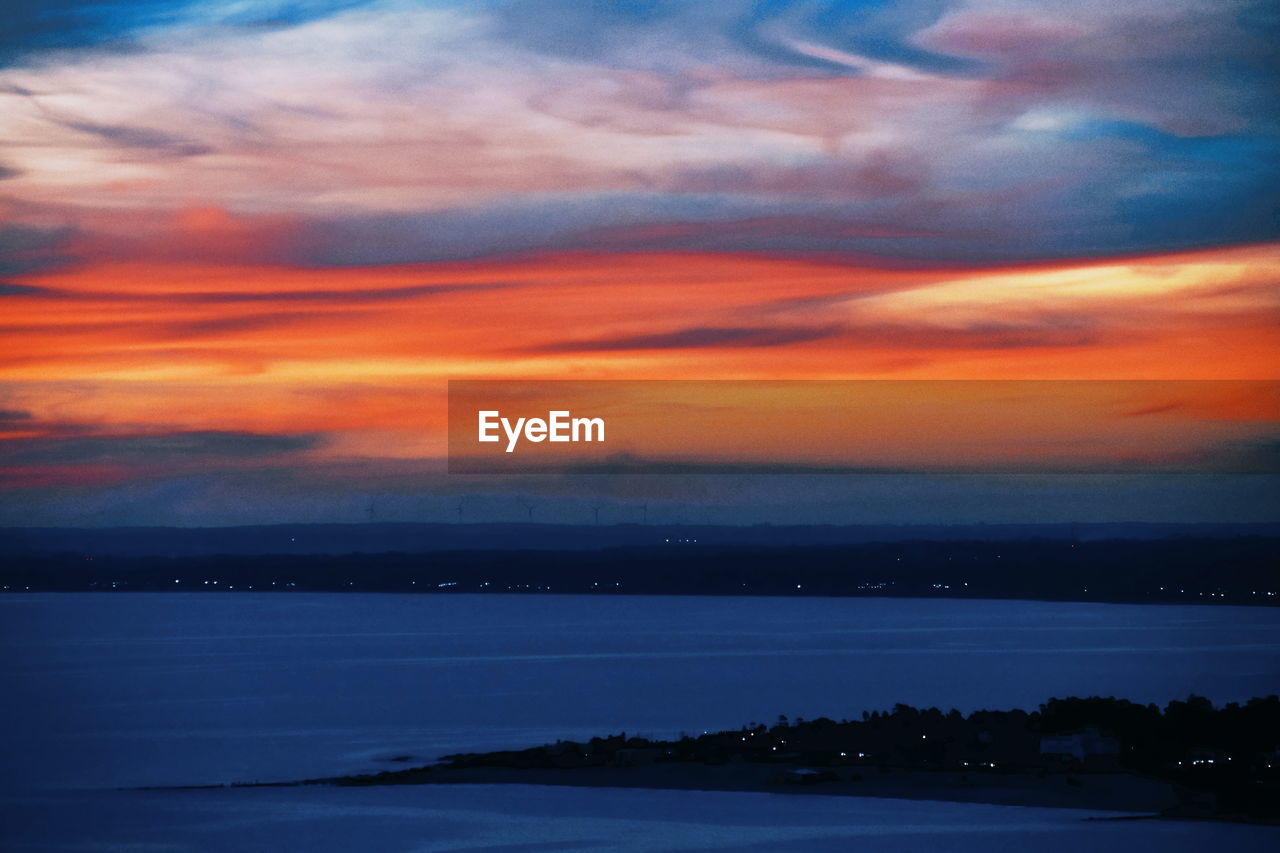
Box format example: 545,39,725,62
322,762,1183,815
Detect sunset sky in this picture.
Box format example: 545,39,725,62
0,0,1276,526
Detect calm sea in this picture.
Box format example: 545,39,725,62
1,593,1277,851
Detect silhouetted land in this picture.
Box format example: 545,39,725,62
2,528,1277,605
279,696,1278,823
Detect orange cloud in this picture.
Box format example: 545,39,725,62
1,244,1276,479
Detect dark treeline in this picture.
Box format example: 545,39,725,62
436,695,1280,820
3,537,1278,606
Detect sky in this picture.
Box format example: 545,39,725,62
0,0,1277,527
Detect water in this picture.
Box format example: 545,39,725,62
5,785,1277,852
1,593,1277,850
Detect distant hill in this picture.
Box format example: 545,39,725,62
2,521,1278,557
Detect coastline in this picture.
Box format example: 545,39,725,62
321,763,1182,815
152,692,1280,826
174,762,1280,826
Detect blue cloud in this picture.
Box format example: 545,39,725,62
0,1,371,67
3,429,323,465
0,225,77,275
485,0,972,78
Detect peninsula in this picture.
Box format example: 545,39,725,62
230,696,1280,824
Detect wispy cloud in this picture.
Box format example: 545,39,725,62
0,2,1276,524
1,429,322,466
0,282,50,296
531,325,843,353
0,1,1273,263
61,120,213,157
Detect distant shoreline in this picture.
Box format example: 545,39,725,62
4,534,1278,606
10,589,1278,611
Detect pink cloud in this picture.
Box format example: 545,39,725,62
914,14,1089,60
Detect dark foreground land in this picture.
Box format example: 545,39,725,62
229,696,1280,824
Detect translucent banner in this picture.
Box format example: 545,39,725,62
447,380,1280,474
